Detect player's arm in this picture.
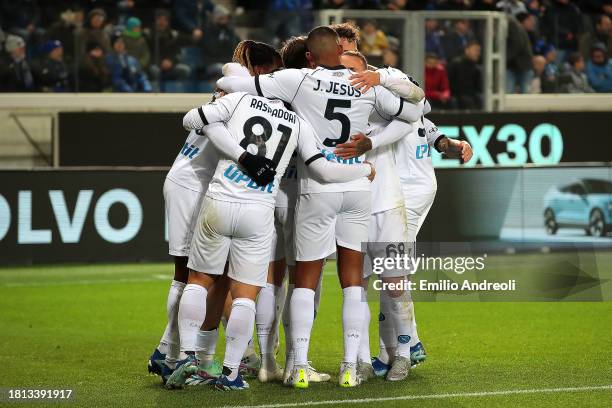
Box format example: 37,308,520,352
334,119,414,159
297,122,375,182
349,68,425,103
217,69,305,103
426,117,473,163
375,87,424,123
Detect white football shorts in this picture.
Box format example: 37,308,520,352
403,190,437,243
272,206,296,266
188,197,274,287
295,191,371,261
164,177,209,257
363,206,410,279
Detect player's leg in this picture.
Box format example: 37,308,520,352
382,275,414,381
166,197,231,388
215,202,274,391
335,191,371,387
289,193,338,388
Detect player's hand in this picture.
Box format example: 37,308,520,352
365,161,376,182
239,152,276,186
459,140,473,163
334,133,372,159
349,71,381,93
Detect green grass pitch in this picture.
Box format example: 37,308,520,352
1,254,612,407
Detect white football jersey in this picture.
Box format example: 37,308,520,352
366,113,406,214
198,92,326,208
396,117,443,195
251,66,423,194
166,130,219,193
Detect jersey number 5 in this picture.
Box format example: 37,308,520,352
322,99,351,147
240,116,292,167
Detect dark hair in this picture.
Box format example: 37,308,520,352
233,40,282,74
342,50,367,70
330,22,360,45
306,26,340,58
280,36,308,69
516,12,531,23
568,51,582,66
595,14,610,27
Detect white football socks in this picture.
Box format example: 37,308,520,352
283,283,295,369
158,280,186,362
342,286,364,364
195,328,218,368
291,288,315,366
387,289,414,358
177,284,207,353
223,298,256,380
357,299,372,364
256,283,278,368
378,289,397,364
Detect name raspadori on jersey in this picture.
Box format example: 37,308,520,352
249,99,297,124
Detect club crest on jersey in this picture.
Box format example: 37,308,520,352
224,164,274,193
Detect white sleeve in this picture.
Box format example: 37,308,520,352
296,120,371,183
252,69,306,103
423,117,445,150
182,92,245,130
216,76,258,95
202,122,244,162
378,71,425,103
370,119,414,150
374,86,423,123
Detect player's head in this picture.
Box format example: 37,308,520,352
280,36,312,69
305,26,343,67
340,50,367,72
330,22,360,52
233,40,282,75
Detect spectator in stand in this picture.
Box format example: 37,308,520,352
148,9,191,80
0,0,44,44
385,0,431,10
541,0,583,61
540,43,561,80
531,54,558,93
34,40,70,92
586,43,612,91
507,13,534,93
442,19,474,62
45,7,84,67
424,52,451,109
78,8,112,55
559,52,595,92
105,32,152,92
78,41,111,91
359,20,389,57
173,0,213,42
201,5,241,78
425,19,446,62
577,0,612,17
580,15,612,60
0,34,35,91
447,40,482,109
496,0,527,15
382,48,399,67
122,17,150,69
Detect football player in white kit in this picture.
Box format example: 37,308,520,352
217,26,424,388
173,85,376,390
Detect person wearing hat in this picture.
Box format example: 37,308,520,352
77,8,111,56
34,40,70,92
123,16,150,69
0,34,35,91
586,42,612,92
79,41,111,92
105,32,152,92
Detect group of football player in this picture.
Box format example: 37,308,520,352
147,21,473,391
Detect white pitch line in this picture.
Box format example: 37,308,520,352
220,384,612,408
1,275,170,288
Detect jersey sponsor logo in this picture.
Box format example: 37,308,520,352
312,79,362,97
180,143,200,160
249,99,297,124
320,148,363,164
416,144,433,160
223,164,274,193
